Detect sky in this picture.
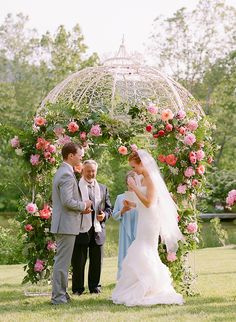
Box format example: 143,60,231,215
1,0,236,60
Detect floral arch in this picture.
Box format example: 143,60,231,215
12,42,214,293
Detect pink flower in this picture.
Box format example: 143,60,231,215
90,124,102,137
184,133,196,146
177,184,187,194
187,120,198,131
24,224,33,231
30,154,40,166
161,109,174,122
67,121,79,133
207,156,213,164
36,138,49,151
39,204,52,220
48,144,56,153
226,190,236,206
184,166,195,178
147,103,158,114
44,151,51,160
34,259,44,272
187,222,198,234
196,150,205,161
118,146,128,155
57,135,71,145
34,116,47,127
26,202,38,214
192,179,199,187
189,151,197,164
158,130,165,137
197,164,205,175
54,127,65,137
178,127,186,135
146,124,153,132
80,132,87,140
165,123,173,132
165,154,178,166
49,157,56,164
176,110,186,120
10,136,20,148
167,252,177,262
130,144,138,152
47,241,57,251
158,154,166,163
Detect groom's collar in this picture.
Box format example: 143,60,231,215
63,161,74,173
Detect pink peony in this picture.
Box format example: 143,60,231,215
196,164,205,175
165,123,173,132
184,166,195,178
10,136,20,148
161,109,174,122
44,151,51,160
48,144,56,153
226,190,236,206
196,150,205,161
184,133,196,146
47,241,57,251
49,157,56,164
54,127,65,136
146,124,153,132
178,126,186,135
130,144,138,152
167,252,177,262
176,110,186,120
165,154,178,166
147,103,158,114
187,222,198,234
39,204,52,220
192,179,199,187
26,202,38,214
177,184,187,194
34,116,47,127
24,224,33,232
90,124,102,137
67,121,79,133
30,154,40,166
80,132,87,140
34,259,44,272
118,146,128,155
187,120,198,131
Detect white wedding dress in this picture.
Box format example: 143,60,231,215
112,186,184,306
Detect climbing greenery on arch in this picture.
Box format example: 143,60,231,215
11,98,215,294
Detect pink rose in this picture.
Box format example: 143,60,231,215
26,202,38,214
34,259,44,272
147,103,158,114
207,156,213,164
192,179,199,187
184,166,195,178
146,124,153,132
80,132,87,140
57,135,71,145
196,150,205,161
176,110,186,120
189,151,197,164
167,252,177,262
226,190,236,206
36,138,49,151
177,184,187,194
197,164,205,175
24,224,33,231
90,124,102,137
30,154,40,166
39,204,52,220
118,146,128,155
165,154,178,166
48,144,56,153
10,136,20,148
178,127,186,135
34,116,47,127
184,133,196,146
44,151,51,160
49,157,56,164
67,121,79,133
187,120,198,131
161,109,174,122
130,144,138,152
54,127,65,136
47,241,57,251
165,123,173,132
158,154,166,163
158,130,165,137
187,222,198,234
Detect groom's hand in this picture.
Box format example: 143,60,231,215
96,211,105,222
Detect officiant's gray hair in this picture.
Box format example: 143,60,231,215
83,159,98,169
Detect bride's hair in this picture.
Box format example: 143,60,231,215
128,151,141,164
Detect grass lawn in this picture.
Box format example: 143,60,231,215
0,246,236,321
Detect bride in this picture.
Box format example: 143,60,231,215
112,149,184,306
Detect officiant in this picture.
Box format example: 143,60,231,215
71,160,112,295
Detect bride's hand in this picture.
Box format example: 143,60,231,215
127,177,137,191
123,199,136,208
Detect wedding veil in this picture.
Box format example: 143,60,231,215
137,149,183,253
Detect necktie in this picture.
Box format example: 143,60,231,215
88,184,95,223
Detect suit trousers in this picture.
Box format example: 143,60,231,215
71,227,104,293
51,234,76,304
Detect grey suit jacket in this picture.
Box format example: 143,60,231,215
50,163,85,235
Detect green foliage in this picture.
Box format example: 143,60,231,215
209,218,228,246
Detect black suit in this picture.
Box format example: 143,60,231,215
71,183,112,293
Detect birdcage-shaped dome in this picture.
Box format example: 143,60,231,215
38,41,204,118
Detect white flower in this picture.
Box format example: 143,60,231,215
15,148,23,156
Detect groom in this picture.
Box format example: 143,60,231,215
71,159,112,295
50,142,92,305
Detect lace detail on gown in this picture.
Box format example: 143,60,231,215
112,186,184,306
